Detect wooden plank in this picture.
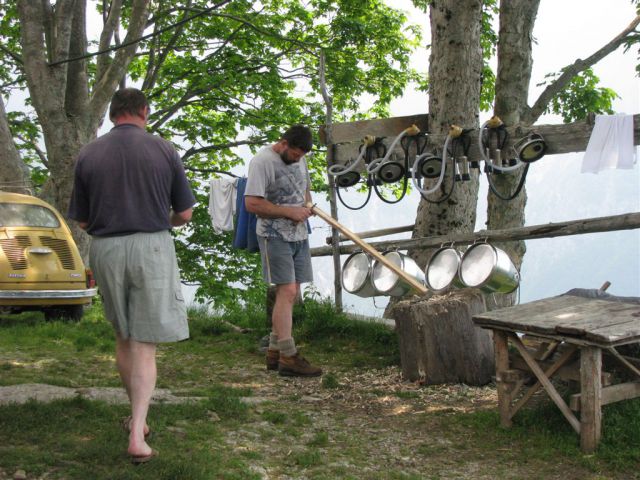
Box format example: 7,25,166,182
509,333,582,434
494,330,513,428
472,296,590,334
580,346,602,453
607,347,640,379
510,353,613,386
509,345,578,420
473,297,640,346
552,303,640,337
328,114,640,167
319,114,429,145
312,212,640,257
570,381,640,411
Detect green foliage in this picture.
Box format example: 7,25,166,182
540,68,619,122
122,0,422,307
480,0,499,112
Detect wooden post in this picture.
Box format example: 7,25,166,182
494,330,513,428
580,346,602,453
319,51,343,310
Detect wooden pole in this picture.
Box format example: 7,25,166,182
319,50,343,310
308,203,428,295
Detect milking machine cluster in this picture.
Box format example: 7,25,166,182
327,117,548,207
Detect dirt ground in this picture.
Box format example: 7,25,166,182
0,364,632,480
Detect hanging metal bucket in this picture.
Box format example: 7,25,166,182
371,251,425,297
459,243,520,294
341,252,377,298
424,246,464,293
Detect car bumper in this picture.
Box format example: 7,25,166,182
0,288,97,300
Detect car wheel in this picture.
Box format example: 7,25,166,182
44,305,84,322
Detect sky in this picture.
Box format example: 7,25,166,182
303,0,640,317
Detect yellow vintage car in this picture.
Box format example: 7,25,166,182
0,191,96,321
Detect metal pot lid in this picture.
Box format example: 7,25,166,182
372,252,402,291
342,252,371,292
460,243,496,287
426,248,460,291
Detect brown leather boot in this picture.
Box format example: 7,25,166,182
266,349,279,371
278,352,322,377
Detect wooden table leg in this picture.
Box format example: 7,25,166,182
493,330,512,428
580,346,602,453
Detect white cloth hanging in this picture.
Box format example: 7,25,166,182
209,177,237,233
581,114,636,174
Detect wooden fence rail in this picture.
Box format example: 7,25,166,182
310,212,640,257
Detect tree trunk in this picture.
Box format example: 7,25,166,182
0,97,31,195
409,0,484,272
14,0,150,260
486,0,540,309
383,0,488,383
388,289,494,385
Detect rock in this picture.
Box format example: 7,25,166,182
13,470,27,480
240,396,271,405
248,465,269,479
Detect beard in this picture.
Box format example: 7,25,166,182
279,149,297,165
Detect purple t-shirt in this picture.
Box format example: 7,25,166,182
68,124,195,237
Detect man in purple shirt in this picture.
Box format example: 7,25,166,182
69,88,195,463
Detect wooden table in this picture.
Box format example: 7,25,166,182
472,294,640,453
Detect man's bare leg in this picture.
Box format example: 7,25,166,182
272,282,298,341
115,335,156,456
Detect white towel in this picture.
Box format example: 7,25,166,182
581,114,636,174
209,178,237,233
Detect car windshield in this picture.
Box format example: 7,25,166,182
0,202,60,228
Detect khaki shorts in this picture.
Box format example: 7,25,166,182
257,236,313,285
90,231,189,343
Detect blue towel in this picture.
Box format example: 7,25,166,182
233,177,259,253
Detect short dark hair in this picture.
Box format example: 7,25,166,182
282,125,313,153
109,88,148,121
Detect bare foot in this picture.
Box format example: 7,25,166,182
128,437,153,458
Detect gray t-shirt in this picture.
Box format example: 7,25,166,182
244,146,310,241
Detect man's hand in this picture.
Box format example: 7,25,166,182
286,206,312,223
170,208,193,227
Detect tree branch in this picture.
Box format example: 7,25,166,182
16,133,49,167
95,0,123,83
182,137,267,161
525,14,640,124
142,0,194,91
88,0,150,129
0,44,23,66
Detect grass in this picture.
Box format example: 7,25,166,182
0,300,639,479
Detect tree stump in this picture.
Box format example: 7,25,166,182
388,289,494,385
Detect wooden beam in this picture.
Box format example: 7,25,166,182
570,381,640,411
494,330,513,428
580,346,602,453
326,114,640,168
509,353,613,386
509,333,582,434
312,212,640,257
319,114,429,145
509,345,578,420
